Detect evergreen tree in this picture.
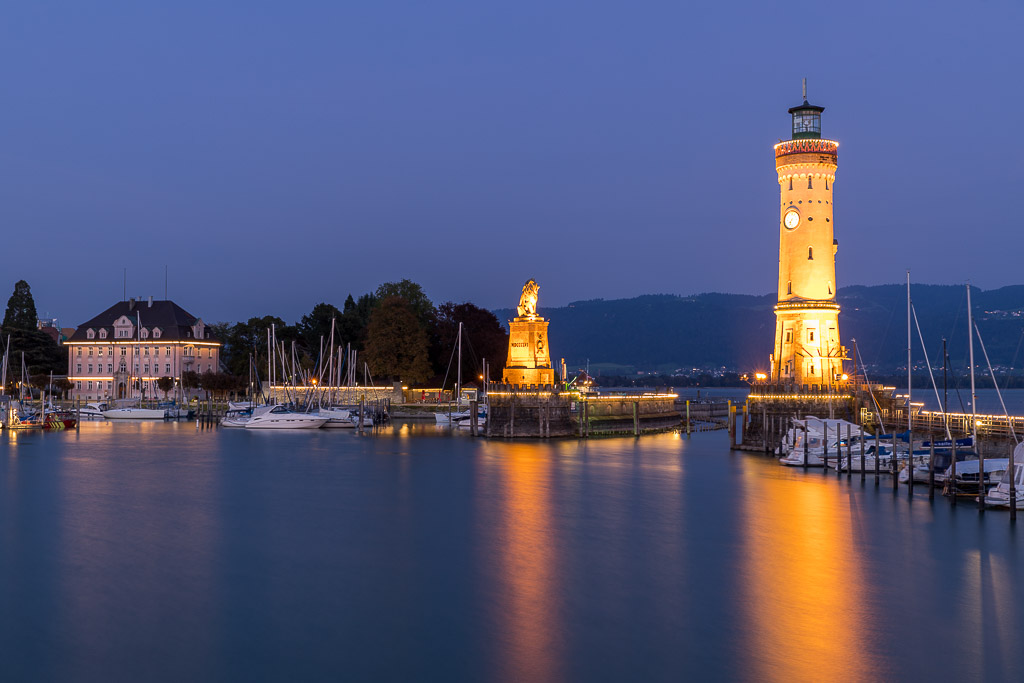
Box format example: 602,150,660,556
3,280,39,330
375,280,434,329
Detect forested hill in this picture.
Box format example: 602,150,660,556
493,285,1024,374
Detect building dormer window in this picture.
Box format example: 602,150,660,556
87,329,95,339
99,329,107,339
153,328,161,339
141,328,148,339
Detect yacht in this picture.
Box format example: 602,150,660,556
243,405,328,430
221,406,254,428
984,444,1024,508
943,458,1009,496
316,407,356,429
778,417,866,467
78,402,109,419
103,406,167,419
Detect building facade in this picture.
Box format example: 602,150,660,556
770,89,847,387
66,297,221,401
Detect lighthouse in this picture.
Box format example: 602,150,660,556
770,82,846,386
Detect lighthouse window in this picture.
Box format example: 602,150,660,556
808,247,814,260
788,178,793,191
807,176,813,189
786,281,792,295
808,330,815,343
785,330,793,343
825,178,829,190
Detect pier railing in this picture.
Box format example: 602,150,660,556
864,407,1024,440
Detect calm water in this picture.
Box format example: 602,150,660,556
2,421,1023,682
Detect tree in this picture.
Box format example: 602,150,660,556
156,376,176,399
298,302,344,360
3,280,39,331
337,293,377,351
375,280,434,329
431,302,509,381
364,297,432,384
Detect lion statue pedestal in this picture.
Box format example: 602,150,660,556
503,279,555,387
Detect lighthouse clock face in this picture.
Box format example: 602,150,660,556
784,209,800,230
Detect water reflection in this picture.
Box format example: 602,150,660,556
477,442,562,683
740,467,876,681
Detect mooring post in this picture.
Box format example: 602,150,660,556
1010,438,1017,522
928,440,935,500
470,400,478,437
892,433,898,492
685,400,690,436
950,440,958,506
823,423,829,473
978,441,986,513
76,397,81,431
845,423,851,478
578,400,584,438
803,422,808,468
727,401,733,445
359,397,365,432
907,426,914,496
633,401,639,437
874,428,880,486
860,424,865,482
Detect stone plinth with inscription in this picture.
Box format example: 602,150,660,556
502,279,555,386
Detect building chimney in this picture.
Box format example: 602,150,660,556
129,297,135,311
148,295,153,308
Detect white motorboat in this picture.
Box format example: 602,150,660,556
435,409,471,424
78,402,108,419
943,457,1009,495
228,401,255,411
778,417,866,467
316,407,356,429
243,405,327,430
985,444,1024,508
221,407,254,428
103,406,167,419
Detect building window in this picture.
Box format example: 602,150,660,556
808,247,813,260
785,330,792,343
144,347,149,356
120,347,126,356
87,329,95,339
807,176,813,190
87,381,93,390
786,280,792,295
76,364,82,373
809,364,816,375
76,382,81,390
144,365,149,374
166,347,171,356
77,348,82,357
108,347,113,356
107,364,112,373
88,364,93,373
99,329,107,339
825,178,829,190
808,330,815,343
788,178,793,191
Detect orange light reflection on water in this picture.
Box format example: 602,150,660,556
478,441,562,683
740,465,878,682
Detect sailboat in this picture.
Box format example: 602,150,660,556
435,322,471,425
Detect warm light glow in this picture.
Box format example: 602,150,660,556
841,374,849,381
754,372,768,381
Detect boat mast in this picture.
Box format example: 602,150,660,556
456,322,462,405
906,271,912,443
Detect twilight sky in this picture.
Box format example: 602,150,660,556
2,1,1021,327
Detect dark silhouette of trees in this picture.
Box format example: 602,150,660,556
156,376,176,398
364,297,432,384
431,302,509,381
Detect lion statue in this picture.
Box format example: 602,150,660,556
517,279,540,317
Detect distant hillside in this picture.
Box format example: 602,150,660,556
493,285,1024,374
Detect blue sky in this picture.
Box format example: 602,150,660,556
2,1,1021,326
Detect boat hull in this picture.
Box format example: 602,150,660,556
103,408,167,419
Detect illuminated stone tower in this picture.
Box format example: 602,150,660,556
770,84,846,386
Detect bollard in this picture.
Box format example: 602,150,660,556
685,400,690,437
359,397,365,432
633,401,639,437
470,400,478,436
